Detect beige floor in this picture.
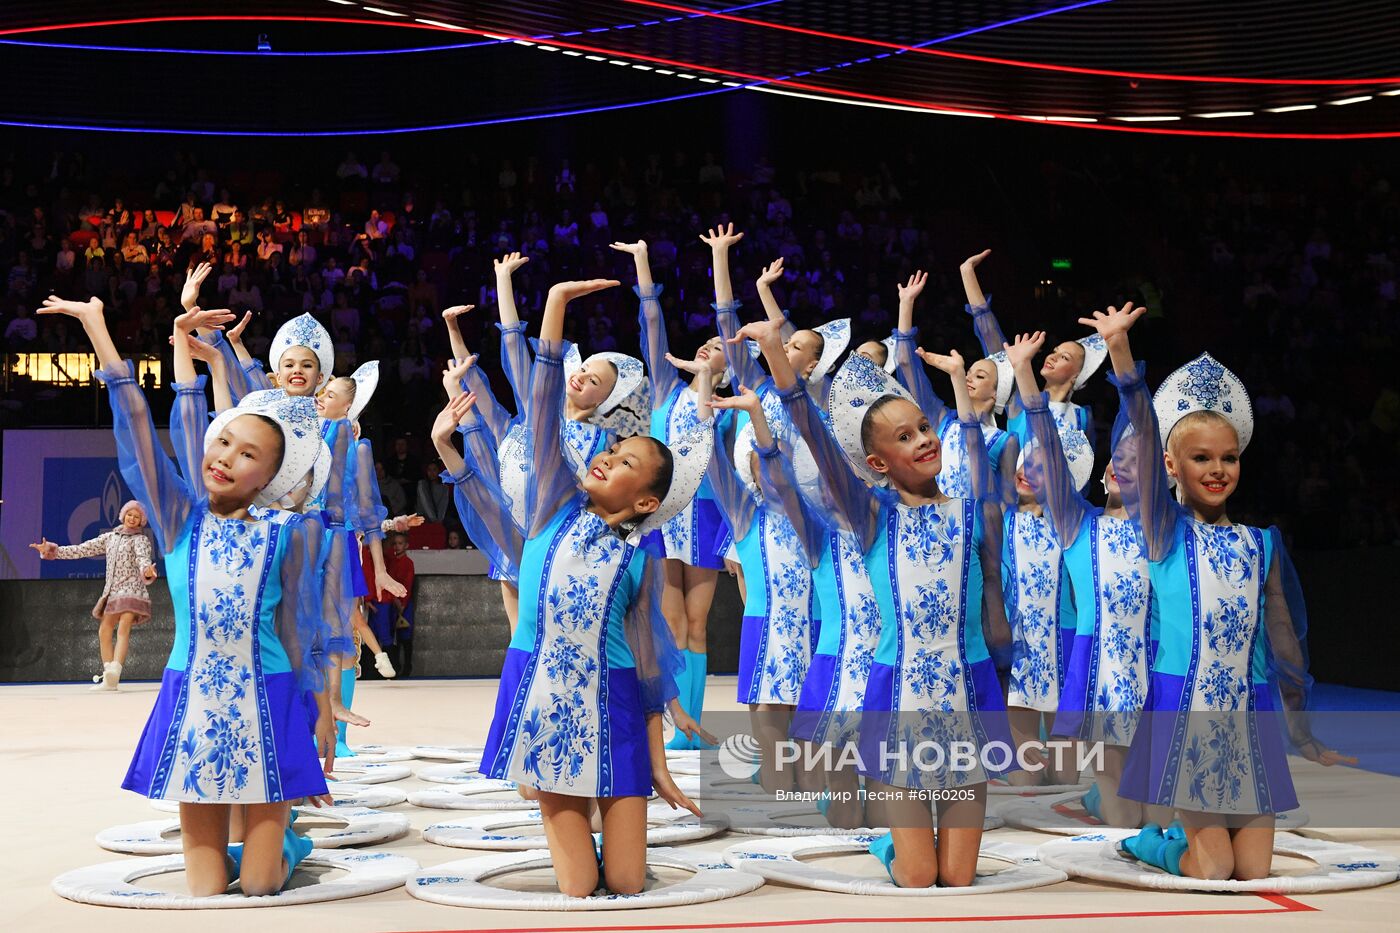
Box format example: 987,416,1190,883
5,678,1399,933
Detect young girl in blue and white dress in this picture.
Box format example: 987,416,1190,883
613,239,733,749
697,373,815,794
1085,302,1352,881
490,252,644,635
1006,332,1152,822
30,499,158,692
891,268,1018,506
961,249,1108,456
430,278,711,898
745,318,1012,889
40,295,339,898
742,329,886,830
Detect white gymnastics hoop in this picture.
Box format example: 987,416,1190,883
423,803,730,851
99,806,409,855
722,836,1067,895
53,850,419,908
1037,829,1399,893
408,775,541,812
149,783,408,813
988,777,1091,796
416,762,490,785
410,745,487,763
993,790,1309,836
723,803,1003,837
674,773,775,802
325,761,413,785
407,846,763,910
346,744,418,762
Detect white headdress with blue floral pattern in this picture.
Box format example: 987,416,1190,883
734,420,818,492
879,335,898,374
346,360,379,423
1152,352,1254,452
205,393,324,508
269,312,334,385
563,345,645,417
1018,426,1094,492
828,352,916,488
1073,333,1109,391
986,349,1016,414
808,318,852,383
628,421,714,545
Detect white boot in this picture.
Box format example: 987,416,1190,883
103,661,122,691
373,651,396,679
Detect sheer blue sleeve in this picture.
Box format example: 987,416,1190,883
275,514,334,692
457,419,502,489
168,375,209,485
525,339,582,539
320,419,352,528
992,429,1021,512
1021,392,1091,548
497,321,533,420
440,464,523,584
778,379,878,549
891,328,950,430
244,361,273,393
350,438,388,542
635,284,681,407
197,330,256,404
1109,362,1179,562
756,442,826,568
962,416,1010,653
627,556,684,714
96,362,196,554
964,299,1018,418
707,418,757,541
1264,526,1317,749
463,365,511,442
715,299,766,391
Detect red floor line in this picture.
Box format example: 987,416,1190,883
383,892,1315,933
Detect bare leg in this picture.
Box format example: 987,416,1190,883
229,804,246,844
598,795,649,895
113,612,136,665
825,757,866,829
1096,745,1143,827
752,703,795,794
1178,809,1235,880
1228,814,1276,881
935,786,988,887
238,801,294,896
1006,706,1047,786
352,601,384,656
537,791,600,897
1044,722,1082,785
869,780,938,888
662,560,688,647
97,614,117,664
680,565,718,653
179,802,232,897
500,581,519,636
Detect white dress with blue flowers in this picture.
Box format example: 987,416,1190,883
1111,363,1312,814
444,339,680,798
1004,510,1077,713
96,365,329,804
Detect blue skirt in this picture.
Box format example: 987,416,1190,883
1119,675,1297,814
347,539,369,599
643,497,731,569
124,668,328,803
789,651,858,747
480,647,654,798
736,613,810,706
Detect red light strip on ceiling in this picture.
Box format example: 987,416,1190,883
618,0,1400,86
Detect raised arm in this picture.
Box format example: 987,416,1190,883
755,258,796,340
704,224,766,391
431,393,523,580
493,253,533,417
443,360,504,478
1007,331,1088,546
179,333,234,415
39,297,195,552
704,403,757,540
611,240,680,406
441,304,474,365
528,279,620,537
960,250,1017,417
1081,303,1176,560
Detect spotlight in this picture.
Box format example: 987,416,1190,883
257,33,272,52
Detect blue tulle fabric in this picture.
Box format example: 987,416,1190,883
461,364,512,443
705,419,759,544
1019,392,1095,548
757,439,831,569
96,361,329,692
1110,361,1316,739
496,321,533,426
714,299,766,393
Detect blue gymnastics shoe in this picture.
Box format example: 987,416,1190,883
1081,783,1104,822
281,826,314,889
1119,823,1187,876
1164,820,1186,842
226,842,244,878
869,832,898,884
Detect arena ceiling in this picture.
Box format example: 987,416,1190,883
2,0,1397,136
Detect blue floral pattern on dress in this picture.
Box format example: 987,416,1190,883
520,690,598,785
204,520,260,575
198,584,252,646
1197,523,1255,588
906,647,961,708
899,507,959,565
547,573,604,633
1019,560,1057,600
1199,659,1249,710
542,635,599,690
177,705,259,798
1100,518,1142,560
1184,716,1247,808
904,579,953,643
1103,570,1147,620
1203,595,1252,656
191,653,251,703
